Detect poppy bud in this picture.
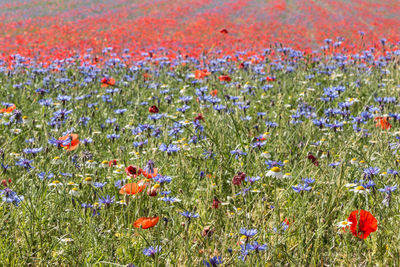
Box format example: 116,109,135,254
1,179,7,187
201,226,215,237
149,105,159,113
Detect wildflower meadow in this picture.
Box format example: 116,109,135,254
1,0,400,266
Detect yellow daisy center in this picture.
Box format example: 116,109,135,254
271,167,281,172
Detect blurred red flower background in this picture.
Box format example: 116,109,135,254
0,0,399,63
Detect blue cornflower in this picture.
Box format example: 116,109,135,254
203,150,216,159
114,109,127,115
387,169,399,176
37,171,54,180
265,160,284,169
93,182,107,189
362,180,376,189
79,117,91,126
245,176,261,184
302,178,315,184
48,137,71,148
265,121,278,128
154,175,172,184
159,144,180,154
98,195,115,206
239,244,251,261
257,112,266,118
230,149,247,159
105,118,117,124
25,138,35,143
51,109,73,122
235,187,252,196
180,211,199,218
292,183,312,193
38,98,53,107
203,256,222,266
363,167,380,179
60,172,73,177
1,189,24,206
114,179,126,189
378,185,397,193
251,141,266,149
159,196,181,203
143,246,161,257
177,105,190,113
247,241,267,252
329,161,340,168
148,114,164,121
81,138,93,145
133,139,148,148
57,94,72,102
1,163,10,172
107,134,120,140
240,228,258,238
15,158,34,170
23,147,43,154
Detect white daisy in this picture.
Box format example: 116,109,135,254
283,173,292,179
49,180,63,187
337,220,352,228
350,185,370,194
83,177,93,185
69,187,80,196
266,167,283,178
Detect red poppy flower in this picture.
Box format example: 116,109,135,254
58,134,79,151
108,160,117,167
119,181,146,195
194,113,204,122
101,77,115,88
149,105,159,113
283,218,290,227
0,104,16,114
194,69,211,79
133,217,159,229
266,76,276,82
212,196,221,209
348,210,378,239
210,89,218,96
219,75,231,82
142,168,158,178
219,28,228,34
307,153,319,166
1,179,11,187
125,165,142,178
143,72,152,80
374,117,391,130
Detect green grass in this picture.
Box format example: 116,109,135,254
0,51,400,266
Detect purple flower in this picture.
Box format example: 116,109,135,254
143,245,161,257
378,185,397,193
180,211,199,218
15,158,34,170
240,228,258,238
